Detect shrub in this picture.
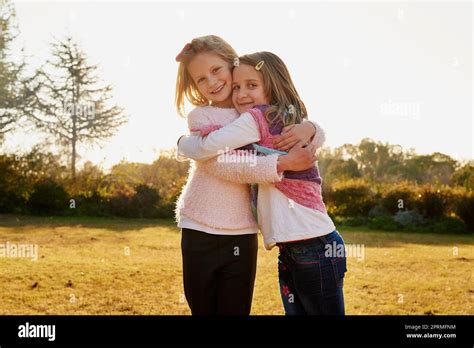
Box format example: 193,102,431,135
415,186,449,219
453,191,474,232
131,184,161,218
98,184,163,218
0,191,26,214
107,194,134,218
330,179,376,217
394,210,426,227
0,155,27,213
380,182,417,214
451,162,474,189
71,191,109,217
432,217,467,234
368,215,399,231
28,179,69,216
339,216,368,227
155,202,177,219
368,204,390,218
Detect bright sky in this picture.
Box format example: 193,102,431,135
5,0,473,171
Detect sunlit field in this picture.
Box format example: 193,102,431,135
0,215,472,315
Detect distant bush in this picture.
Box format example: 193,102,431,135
155,201,177,219
408,217,467,234
394,210,426,227
415,186,449,219
330,179,376,217
0,144,471,229
338,216,368,227
451,162,474,189
28,179,69,216
431,217,467,234
76,184,163,219
106,193,133,218
368,215,399,231
453,191,474,232
0,190,25,214
130,184,161,218
0,155,26,213
368,204,390,218
380,182,417,214
70,191,109,217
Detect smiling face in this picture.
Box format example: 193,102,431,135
231,64,269,114
187,52,234,108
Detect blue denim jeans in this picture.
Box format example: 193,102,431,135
277,230,347,315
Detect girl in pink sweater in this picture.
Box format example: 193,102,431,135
178,51,347,315
174,35,322,315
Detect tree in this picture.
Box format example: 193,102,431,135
451,161,474,189
403,152,457,184
317,148,361,181
0,0,32,142
339,138,405,182
0,144,68,213
108,149,190,204
26,36,127,183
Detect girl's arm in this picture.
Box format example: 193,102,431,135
177,112,323,161
200,141,317,184
178,112,260,161
310,122,326,149
273,121,326,151
200,152,283,184
178,108,282,183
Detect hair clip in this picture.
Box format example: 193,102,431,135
176,43,192,62
255,60,264,71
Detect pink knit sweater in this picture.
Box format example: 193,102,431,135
175,106,281,230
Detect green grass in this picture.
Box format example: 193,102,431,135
0,214,472,315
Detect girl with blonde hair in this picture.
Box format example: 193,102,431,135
179,51,346,315
174,36,323,315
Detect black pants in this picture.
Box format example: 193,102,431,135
181,228,258,315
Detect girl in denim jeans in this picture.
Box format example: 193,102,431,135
178,51,347,315
277,230,346,315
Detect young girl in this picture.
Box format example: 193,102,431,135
178,51,347,315
174,35,324,315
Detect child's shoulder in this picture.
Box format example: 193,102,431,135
187,105,238,125
187,106,209,119
185,106,211,127
187,105,225,118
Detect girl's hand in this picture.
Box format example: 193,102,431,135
273,121,316,151
277,141,317,172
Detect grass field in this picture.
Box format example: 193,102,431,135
0,214,472,315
